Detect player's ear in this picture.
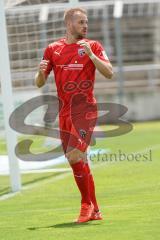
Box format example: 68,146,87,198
67,18,73,27
67,21,72,29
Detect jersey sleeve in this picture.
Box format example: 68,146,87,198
92,41,110,63
42,45,53,76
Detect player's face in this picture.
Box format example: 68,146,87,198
69,12,88,39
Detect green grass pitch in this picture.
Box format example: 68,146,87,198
0,121,160,240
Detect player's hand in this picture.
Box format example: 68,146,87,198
39,59,50,75
77,40,93,57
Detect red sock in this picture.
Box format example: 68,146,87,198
70,160,91,205
85,162,99,211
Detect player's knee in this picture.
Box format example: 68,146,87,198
66,153,80,164
68,158,80,165
66,149,83,164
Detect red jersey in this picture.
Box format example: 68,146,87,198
43,37,109,116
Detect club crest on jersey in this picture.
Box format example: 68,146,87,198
79,129,87,139
78,48,85,57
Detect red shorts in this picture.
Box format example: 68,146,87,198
59,112,97,153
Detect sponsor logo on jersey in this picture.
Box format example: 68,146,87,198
78,48,85,57
57,64,83,70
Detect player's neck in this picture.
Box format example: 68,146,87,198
65,34,82,44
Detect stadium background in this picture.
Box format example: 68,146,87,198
1,0,160,130
0,1,160,239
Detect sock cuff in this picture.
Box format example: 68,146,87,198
70,159,86,175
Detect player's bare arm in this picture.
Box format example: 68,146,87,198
78,40,113,79
35,59,49,88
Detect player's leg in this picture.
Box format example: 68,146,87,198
59,115,94,223
69,114,102,221
66,148,94,223
66,148,91,205
84,160,103,220
67,148,102,222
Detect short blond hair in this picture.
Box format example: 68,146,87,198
63,7,87,24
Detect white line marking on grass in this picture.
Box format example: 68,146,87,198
90,143,160,169
23,172,72,190
0,172,72,201
0,143,159,201
0,192,19,201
